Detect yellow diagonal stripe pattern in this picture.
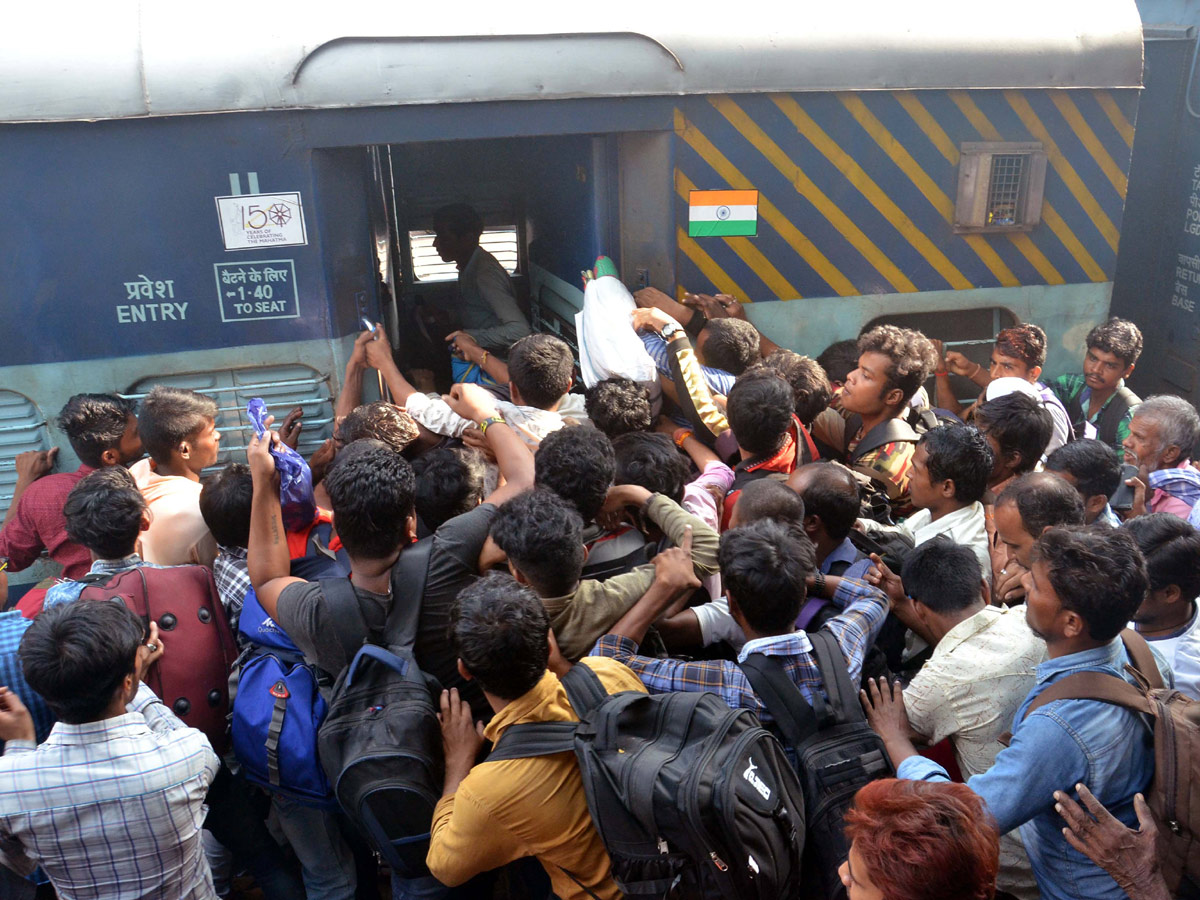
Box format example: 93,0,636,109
708,96,917,293
1094,90,1135,148
676,226,749,300
949,91,1104,282
838,93,1019,287
898,91,1064,285
772,95,972,290
674,109,857,296
675,169,800,299
1005,91,1120,252
1049,92,1128,197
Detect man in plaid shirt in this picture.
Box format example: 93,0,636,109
0,601,218,900
591,518,889,732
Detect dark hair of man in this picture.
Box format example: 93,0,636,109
338,402,419,454
901,536,982,616
1033,526,1148,642
973,392,1053,476
323,439,415,560
57,393,136,468
1122,514,1200,600
431,203,484,239
817,339,860,385
919,424,994,505
20,600,145,724
613,433,689,504
856,325,940,405
727,371,795,457
584,377,653,439
1086,316,1144,367
994,323,1048,369
63,466,146,560
734,479,806,527
534,425,615,522
1045,439,1122,501
138,386,218,464
702,319,760,375
719,519,816,633
750,351,833,426
489,489,585,596
199,462,253,548
451,572,550,701
411,447,486,532
507,334,575,410
997,472,1086,537
793,463,861,541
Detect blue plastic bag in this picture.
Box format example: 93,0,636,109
247,398,317,532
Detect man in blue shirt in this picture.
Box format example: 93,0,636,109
862,526,1161,900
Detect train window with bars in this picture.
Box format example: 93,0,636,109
954,142,1047,233
409,227,520,282
124,365,334,478
0,390,50,521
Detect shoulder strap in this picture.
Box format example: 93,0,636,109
1120,629,1165,690
384,537,435,648
809,628,865,725
849,417,919,462
1093,386,1139,445
319,577,370,660
739,653,821,749
559,662,610,718
487,721,579,761
1020,670,1152,721
78,571,113,586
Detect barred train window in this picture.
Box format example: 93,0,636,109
409,227,520,282
954,143,1047,233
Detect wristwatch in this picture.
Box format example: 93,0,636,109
662,321,684,340
479,415,506,434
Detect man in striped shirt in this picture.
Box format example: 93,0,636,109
0,601,218,900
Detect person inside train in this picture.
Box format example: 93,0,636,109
0,393,143,613
1045,439,1125,527
431,203,531,357
130,386,221,567
1047,316,1143,462
1121,394,1200,519
933,323,1072,456
810,324,941,519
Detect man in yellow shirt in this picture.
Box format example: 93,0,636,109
427,556,696,898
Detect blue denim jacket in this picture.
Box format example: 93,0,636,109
899,638,1157,900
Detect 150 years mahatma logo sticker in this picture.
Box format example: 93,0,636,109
215,192,308,251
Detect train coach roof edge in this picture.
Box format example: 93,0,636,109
1,1,1144,124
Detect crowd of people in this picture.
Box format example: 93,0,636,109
0,208,1198,900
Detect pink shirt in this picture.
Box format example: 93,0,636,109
130,459,216,567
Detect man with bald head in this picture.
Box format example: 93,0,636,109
992,472,1085,604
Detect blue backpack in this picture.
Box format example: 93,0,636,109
229,582,362,807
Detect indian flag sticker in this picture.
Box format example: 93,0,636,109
688,190,759,238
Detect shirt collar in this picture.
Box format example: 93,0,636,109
88,554,143,575
936,605,1002,654
483,669,565,744
736,630,813,664
1035,637,1123,684
821,538,858,575
45,711,152,746
219,544,248,560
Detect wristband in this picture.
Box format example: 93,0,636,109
683,310,707,340
813,569,827,597
934,370,948,377
672,427,694,448
479,415,506,434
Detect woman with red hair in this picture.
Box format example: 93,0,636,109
840,778,1000,900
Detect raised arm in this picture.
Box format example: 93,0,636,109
682,291,781,358
335,327,378,421
442,384,534,506
605,530,700,644
364,325,420,406
246,426,304,620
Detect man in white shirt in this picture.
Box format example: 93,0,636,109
0,601,218,900
1124,514,1200,699
366,330,582,449
431,204,530,354
890,536,1044,900
858,422,993,579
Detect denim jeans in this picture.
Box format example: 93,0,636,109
272,794,358,900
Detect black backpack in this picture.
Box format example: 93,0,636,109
740,629,893,900
1066,383,1140,449
316,538,442,879
489,663,805,900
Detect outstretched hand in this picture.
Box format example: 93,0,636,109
0,686,34,743
439,688,484,791
1055,785,1167,899
865,553,905,606
651,526,701,596
247,419,281,487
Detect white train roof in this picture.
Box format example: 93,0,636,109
0,1,1144,124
